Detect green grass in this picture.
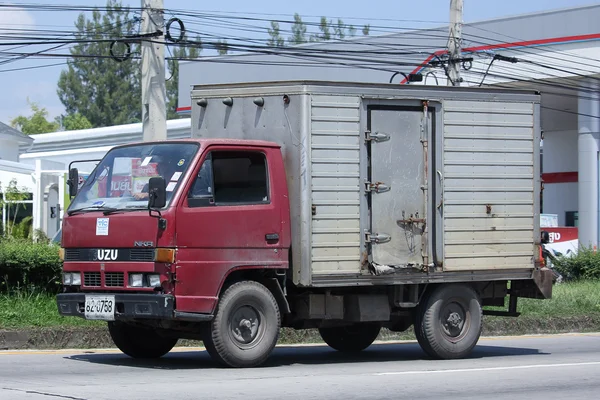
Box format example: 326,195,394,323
1,280,600,330
484,280,600,317
0,291,101,329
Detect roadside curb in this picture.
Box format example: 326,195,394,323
1,314,599,351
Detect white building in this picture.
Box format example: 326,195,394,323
12,5,600,248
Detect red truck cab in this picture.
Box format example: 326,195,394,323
57,139,291,365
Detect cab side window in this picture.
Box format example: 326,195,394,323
189,155,213,202
188,151,269,207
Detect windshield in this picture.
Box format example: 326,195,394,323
68,142,199,212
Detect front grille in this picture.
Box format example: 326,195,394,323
84,272,101,287
130,249,155,262
64,249,81,262
105,272,125,287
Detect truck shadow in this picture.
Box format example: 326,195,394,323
64,342,548,370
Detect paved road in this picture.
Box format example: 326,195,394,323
1,333,600,400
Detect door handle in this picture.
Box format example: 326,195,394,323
265,233,279,243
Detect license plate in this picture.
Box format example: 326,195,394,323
84,295,115,321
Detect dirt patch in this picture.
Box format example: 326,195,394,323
1,315,599,350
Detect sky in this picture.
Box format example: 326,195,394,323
0,0,597,126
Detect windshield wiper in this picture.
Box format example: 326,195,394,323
68,205,118,216
102,206,147,215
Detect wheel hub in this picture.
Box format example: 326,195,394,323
446,312,463,328
230,306,261,345
440,302,467,339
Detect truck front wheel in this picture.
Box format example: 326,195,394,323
203,281,280,368
108,321,178,359
319,323,381,353
414,284,482,359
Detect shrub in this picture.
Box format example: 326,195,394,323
554,246,600,281
0,238,63,293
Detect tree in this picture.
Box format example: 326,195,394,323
267,21,284,47
0,179,31,238
57,0,141,128
334,19,346,40
215,40,229,55
289,13,307,45
60,113,93,131
287,14,369,44
347,25,357,37
318,17,332,41
166,39,202,120
10,100,59,134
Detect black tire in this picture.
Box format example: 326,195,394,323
107,321,178,359
414,284,482,359
318,323,381,353
203,281,280,368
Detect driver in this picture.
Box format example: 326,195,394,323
133,157,177,200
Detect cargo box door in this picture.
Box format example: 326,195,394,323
367,107,427,267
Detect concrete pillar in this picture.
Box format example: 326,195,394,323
578,78,600,248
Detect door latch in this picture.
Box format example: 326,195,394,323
365,130,390,142
365,231,392,244
365,181,391,193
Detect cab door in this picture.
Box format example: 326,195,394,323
174,147,286,313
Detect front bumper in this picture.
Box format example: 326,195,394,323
57,293,214,322
57,293,175,320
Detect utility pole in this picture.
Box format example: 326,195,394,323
141,0,166,141
448,0,463,86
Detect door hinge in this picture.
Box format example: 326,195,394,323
365,231,392,244
365,181,391,193
365,130,390,142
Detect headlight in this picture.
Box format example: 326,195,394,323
147,274,161,288
62,272,81,286
71,273,82,286
129,273,144,287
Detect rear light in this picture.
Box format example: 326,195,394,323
154,248,175,263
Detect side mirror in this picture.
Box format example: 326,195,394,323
541,230,550,244
67,168,79,197
148,177,166,209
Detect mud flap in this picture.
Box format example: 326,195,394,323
511,268,553,300
532,268,554,299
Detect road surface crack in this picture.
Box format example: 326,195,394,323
2,387,87,400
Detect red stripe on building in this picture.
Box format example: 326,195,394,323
542,172,578,184
176,106,192,113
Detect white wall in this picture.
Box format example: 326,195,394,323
19,145,113,170
541,130,579,225
0,160,35,192
31,159,65,234
0,139,19,162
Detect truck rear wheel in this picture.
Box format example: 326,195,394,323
204,281,280,368
319,323,381,353
414,284,482,359
108,321,178,359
